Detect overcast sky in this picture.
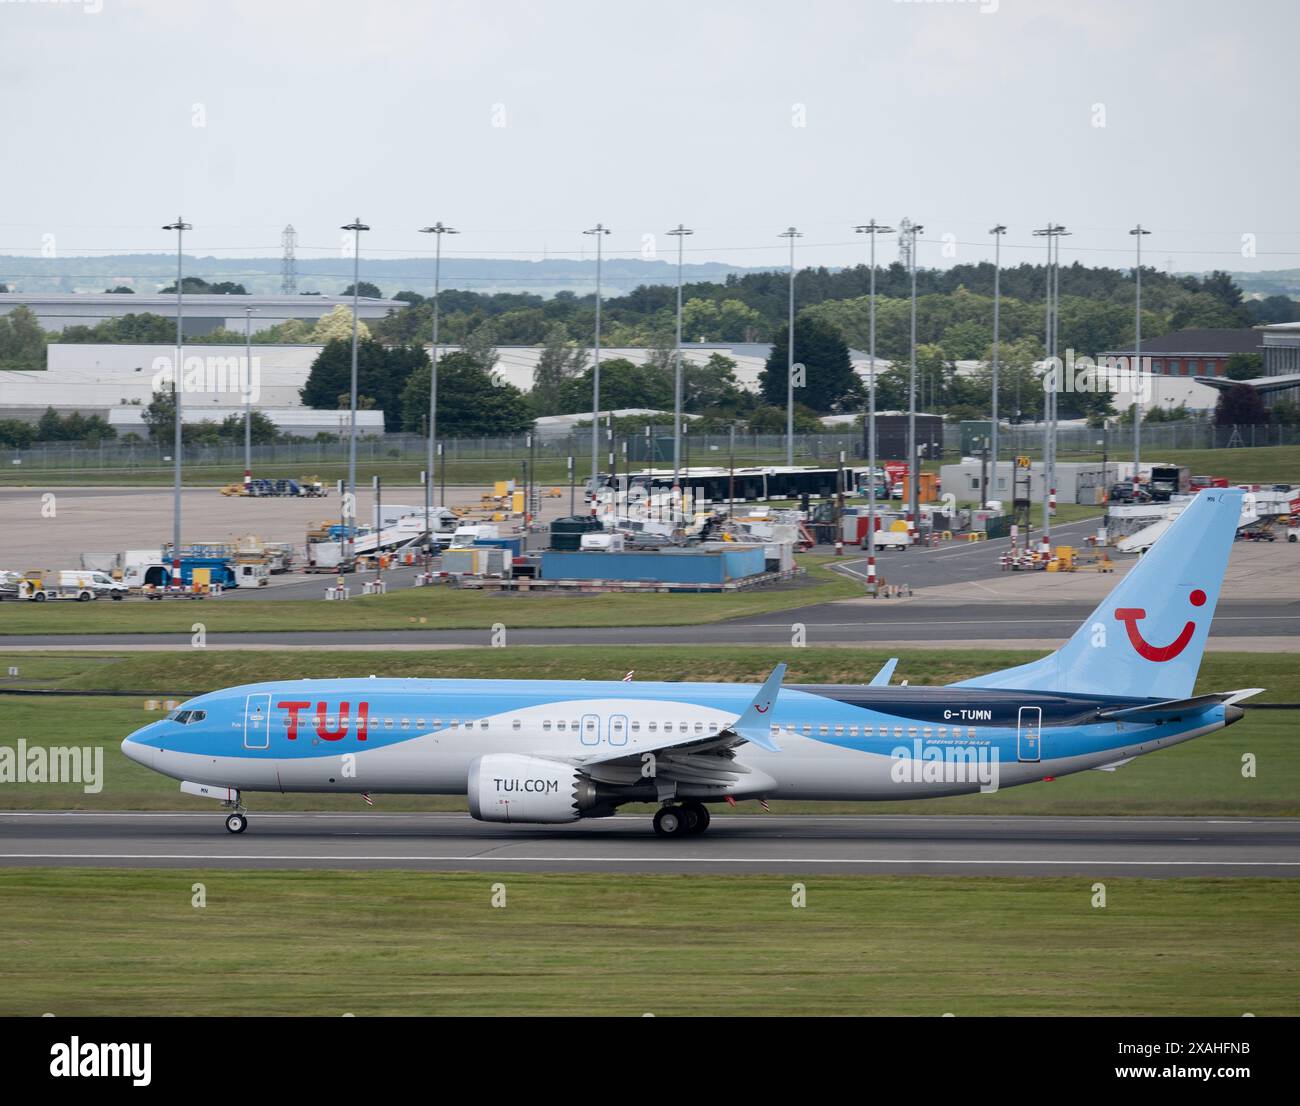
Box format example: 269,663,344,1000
2,0,1296,280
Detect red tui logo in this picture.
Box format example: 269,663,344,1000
1114,589,1206,662
277,700,371,740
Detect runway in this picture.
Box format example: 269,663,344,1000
1,812,1296,876
2,598,1296,650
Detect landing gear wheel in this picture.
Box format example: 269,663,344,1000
225,813,247,834
680,801,711,834
653,806,689,837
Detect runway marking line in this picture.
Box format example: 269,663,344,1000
2,854,1297,867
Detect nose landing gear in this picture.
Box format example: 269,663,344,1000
652,800,711,837
221,795,249,834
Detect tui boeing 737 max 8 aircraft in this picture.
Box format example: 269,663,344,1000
122,489,1259,836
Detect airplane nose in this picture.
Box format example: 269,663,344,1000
121,735,154,768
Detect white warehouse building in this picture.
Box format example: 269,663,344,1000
0,292,405,336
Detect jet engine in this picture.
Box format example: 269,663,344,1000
467,754,599,823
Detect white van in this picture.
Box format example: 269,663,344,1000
451,523,500,548
58,570,129,599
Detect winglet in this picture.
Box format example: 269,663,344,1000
870,658,898,687
732,663,786,752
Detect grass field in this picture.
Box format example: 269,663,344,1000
1061,443,1300,484
0,554,862,636
0,448,832,488
2,647,1296,815
0,458,581,488
3,442,1295,488
1,869,1293,1016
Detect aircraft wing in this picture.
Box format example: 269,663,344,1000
565,664,786,790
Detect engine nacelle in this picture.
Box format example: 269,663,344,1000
467,754,597,824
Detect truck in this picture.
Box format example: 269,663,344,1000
122,559,238,592
1148,464,1188,502
862,528,911,551
450,523,500,548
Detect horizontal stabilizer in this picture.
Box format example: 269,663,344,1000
1098,693,1231,720
1098,688,1264,722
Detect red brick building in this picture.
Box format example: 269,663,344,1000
1100,327,1262,378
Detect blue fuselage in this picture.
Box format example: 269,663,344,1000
122,677,1234,804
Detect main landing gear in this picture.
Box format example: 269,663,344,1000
653,801,711,837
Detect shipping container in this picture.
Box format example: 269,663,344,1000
539,546,765,584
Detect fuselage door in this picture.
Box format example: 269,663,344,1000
1017,706,1042,763
580,713,600,747
608,713,629,747
244,693,272,750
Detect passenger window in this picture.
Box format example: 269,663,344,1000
708,723,718,733
556,720,566,731
480,720,488,730
417,718,425,728
834,724,844,735
819,725,829,735
648,722,657,732
893,726,903,737
543,721,552,731
432,719,442,729
401,718,409,729
631,722,640,732
384,718,393,729
849,725,858,736
512,719,521,730
694,722,703,733
802,724,812,735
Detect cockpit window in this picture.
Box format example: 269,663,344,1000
170,709,206,725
